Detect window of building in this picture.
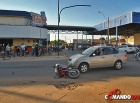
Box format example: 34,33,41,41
33,40,35,43
28,40,30,43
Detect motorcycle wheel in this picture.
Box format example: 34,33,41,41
134,54,138,61
68,69,80,79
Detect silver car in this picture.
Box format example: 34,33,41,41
68,46,127,73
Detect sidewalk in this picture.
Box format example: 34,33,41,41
0,52,67,61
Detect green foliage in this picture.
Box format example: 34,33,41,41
50,39,66,46
110,37,116,40
99,37,105,40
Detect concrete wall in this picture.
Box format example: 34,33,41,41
0,25,50,40
134,33,140,45
0,16,30,25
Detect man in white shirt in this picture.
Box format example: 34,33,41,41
6,44,10,57
21,43,25,56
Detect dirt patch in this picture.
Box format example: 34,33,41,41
48,81,83,90
0,77,140,103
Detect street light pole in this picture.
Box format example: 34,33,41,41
77,31,78,48
58,0,60,57
98,11,110,44
55,33,56,51
107,17,110,44
57,0,91,57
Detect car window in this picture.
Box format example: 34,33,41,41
92,48,104,56
128,45,133,47
118,46,122,48
122,45,127,48
104,48,112,55
111,48,119,54
82,47,95,55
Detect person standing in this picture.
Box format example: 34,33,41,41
32,44,35,56
6,44,10,57
16,45,20,56
2,44,5,53
21,43,25,56
10,44,15,57
71,45,74,51
35,43,39,56
0,44,2,53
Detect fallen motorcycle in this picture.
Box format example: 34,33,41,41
53,64,80,79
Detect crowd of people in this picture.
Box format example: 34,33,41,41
0,43,76,59
0,43,47,58
0,43,15,59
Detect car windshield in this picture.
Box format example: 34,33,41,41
82,47,95,55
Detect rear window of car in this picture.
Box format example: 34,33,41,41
111,48,119,54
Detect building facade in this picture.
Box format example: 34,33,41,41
0,10,50,46
93,11,140,45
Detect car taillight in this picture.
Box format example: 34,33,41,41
124,54,127,57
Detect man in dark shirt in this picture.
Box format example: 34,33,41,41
35,43,39,56
0,44,2,52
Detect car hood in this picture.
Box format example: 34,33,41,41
69,53,85,61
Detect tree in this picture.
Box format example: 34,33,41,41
99,37,105,43
50,39,66,46
99,37,105,41
110,37,116,41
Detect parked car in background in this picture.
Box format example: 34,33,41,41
68,46,127,73
118,44,137,53
77,45,83,49
78,45,89,50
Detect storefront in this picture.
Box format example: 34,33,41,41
0,10,50,47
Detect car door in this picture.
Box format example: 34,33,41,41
89,48,106,68
104,47,118,66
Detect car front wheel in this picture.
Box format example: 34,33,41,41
79,63,89,73
114,61,122,70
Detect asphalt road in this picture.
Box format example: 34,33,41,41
0,49,140,86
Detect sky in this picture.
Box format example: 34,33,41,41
0,0,140,42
